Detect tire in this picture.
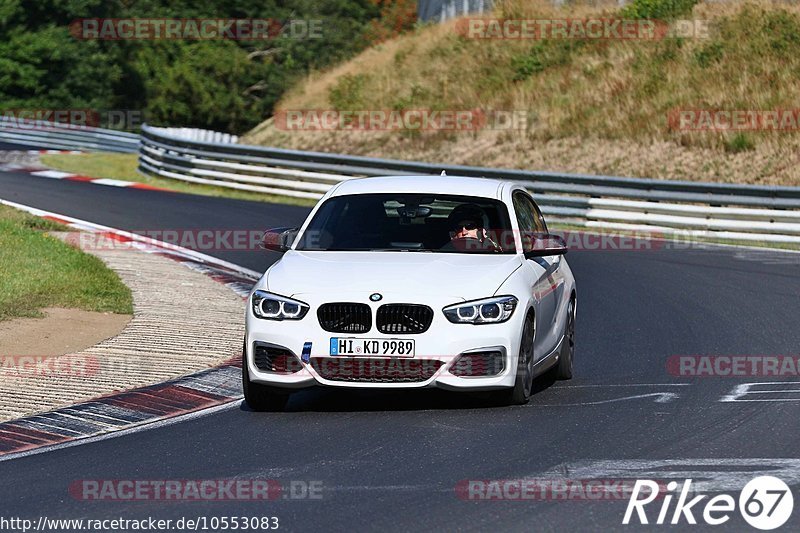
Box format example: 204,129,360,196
495,313,536,405
242,343,290,412
553,298,576,380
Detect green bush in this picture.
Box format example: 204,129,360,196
724,133,755,153
329,74,370,110
512,41,581,81
694,41,724,67
620,0,699,20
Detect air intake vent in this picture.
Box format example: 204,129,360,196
253,345,303,373
449,351,505,377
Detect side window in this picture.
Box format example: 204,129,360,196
512,191,546,232
530,198,547,233
513,191,548,253
513,192,535,232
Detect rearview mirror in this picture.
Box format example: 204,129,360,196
261,227,299,253
522,233,568,258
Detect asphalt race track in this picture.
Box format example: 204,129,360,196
1,168,799,531
0,141,51,151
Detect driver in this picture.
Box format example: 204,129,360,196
446,204,502,251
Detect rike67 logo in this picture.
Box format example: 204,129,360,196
624,476,794,530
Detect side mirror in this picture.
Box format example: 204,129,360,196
522,233,568,258
261,227,299,253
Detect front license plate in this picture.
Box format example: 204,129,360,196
330,338,415,357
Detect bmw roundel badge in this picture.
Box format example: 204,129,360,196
369,293,383,302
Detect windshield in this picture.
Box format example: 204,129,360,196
295,193,514,253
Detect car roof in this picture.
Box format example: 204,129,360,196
329,175,509,200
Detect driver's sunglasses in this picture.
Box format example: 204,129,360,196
452,221,479,231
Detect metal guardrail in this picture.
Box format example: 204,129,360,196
3,119,798,244
148,127,239,144
0,118,139,153
139,124,800,244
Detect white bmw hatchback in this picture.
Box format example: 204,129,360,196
244,175,577,410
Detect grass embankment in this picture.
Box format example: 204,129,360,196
39,153,317,207
243,0,800,186
0,204,133,321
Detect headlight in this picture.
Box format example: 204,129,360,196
251,290,309,321
443,296,518,325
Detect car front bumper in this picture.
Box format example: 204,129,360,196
244,292,526,391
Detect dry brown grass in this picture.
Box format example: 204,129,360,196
244,0,800,186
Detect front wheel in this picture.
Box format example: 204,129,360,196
495,314,535,405
553,298,576,380
242,343,290,412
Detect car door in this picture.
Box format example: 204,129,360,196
512,190,561,360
